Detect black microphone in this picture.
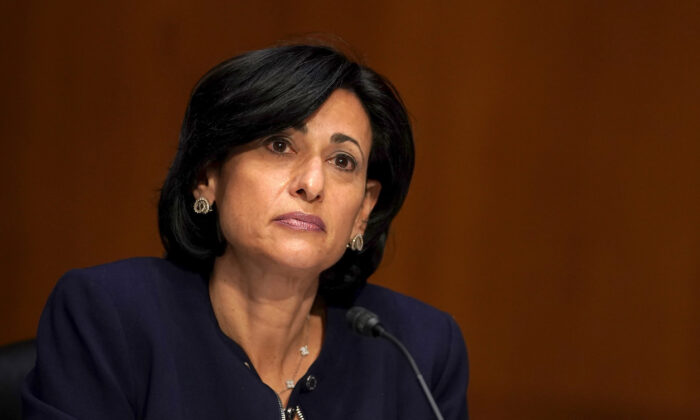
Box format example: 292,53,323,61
346,306,445,420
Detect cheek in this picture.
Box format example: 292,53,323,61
328,184,366,234
215,166,283,241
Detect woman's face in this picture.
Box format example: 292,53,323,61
195,89,381,275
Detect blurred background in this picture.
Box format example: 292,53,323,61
1,1,698,418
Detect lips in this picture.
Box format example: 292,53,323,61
273,212,326,232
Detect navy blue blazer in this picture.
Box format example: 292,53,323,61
23,258,468,419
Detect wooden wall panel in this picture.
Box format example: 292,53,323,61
1,1,698,418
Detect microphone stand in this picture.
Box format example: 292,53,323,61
375,327,445,420
347,306,445,420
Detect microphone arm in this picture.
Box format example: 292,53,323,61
346,306,445,420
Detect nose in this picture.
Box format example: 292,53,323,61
290,156,324,202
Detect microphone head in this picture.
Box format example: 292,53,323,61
346,306,383,337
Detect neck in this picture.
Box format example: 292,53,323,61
208,249,323,379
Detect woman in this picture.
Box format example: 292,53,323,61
23,44,469,419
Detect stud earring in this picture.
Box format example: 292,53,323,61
193,197,212,214
347,234,364,252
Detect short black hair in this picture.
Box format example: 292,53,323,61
158,44,414,301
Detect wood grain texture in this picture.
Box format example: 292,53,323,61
1,1,698,418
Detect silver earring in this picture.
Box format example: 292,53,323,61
193,197,212,214
347,234,364,252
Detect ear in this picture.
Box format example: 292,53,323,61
352,179,382,236
192,163,220,203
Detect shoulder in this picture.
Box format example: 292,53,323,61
27,258,195,417
51,257,203,314
59,257,194,283
351,284,467,366
40,257,210,368
349,284,469,414
56,257,199,291
353,284,461,338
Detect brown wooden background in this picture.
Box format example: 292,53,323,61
1,1,699,418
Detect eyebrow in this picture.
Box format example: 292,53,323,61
294,123,365,161
331,133,365,160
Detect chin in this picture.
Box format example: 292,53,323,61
272,243,342,273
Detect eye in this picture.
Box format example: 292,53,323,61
330,153,357,171
264,137,293,154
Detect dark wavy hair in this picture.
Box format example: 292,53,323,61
158,44,414,301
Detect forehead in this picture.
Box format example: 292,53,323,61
302,89,372,151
